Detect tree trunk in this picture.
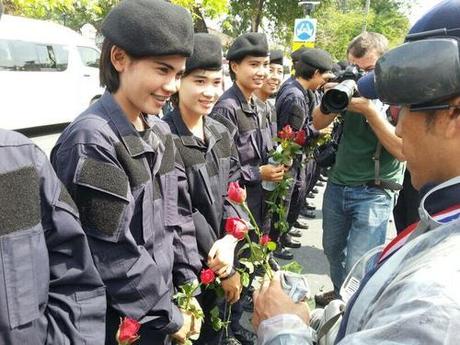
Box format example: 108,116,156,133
251,0,265,32
192,5,208,33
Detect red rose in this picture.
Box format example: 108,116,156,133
294,130,307,146
278,125,295,140
200,268,216,285
225,218,249,240
259,234,271,246
116,317,140,345
227,182,246,204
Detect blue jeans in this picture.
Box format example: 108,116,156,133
322,182,394,294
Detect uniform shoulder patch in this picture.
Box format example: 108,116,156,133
212,112,237,136
235,109,257,132
150,126,175,175
77,157,128,199
213,129,232,159
115,142,150,188
0,166,40,235
75,158,129,237
173,137,206,169
77,186,127,237
290,103,306,131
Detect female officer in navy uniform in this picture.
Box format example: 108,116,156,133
163,33,244,345
51,1,201,344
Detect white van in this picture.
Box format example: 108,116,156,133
0,15,104,132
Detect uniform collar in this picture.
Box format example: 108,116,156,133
99,91,154,157
169,108,222,151
418,176,460,228
230,83,257,114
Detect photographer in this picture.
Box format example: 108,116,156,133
313,32,405,306
252,1,460,343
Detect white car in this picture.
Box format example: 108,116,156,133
0,15,104,132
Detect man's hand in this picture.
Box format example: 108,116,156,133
322,82,339,92
221,271,242,304
171,310,193,344
207,235,238,277
260,164,285,182
252,274,310,331
348,97,378,118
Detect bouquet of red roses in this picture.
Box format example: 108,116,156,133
226,182,277,281
265,125,307,235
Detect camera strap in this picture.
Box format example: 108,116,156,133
372,142,403,191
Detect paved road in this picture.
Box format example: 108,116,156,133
276,183,334,296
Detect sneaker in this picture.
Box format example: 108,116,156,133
288,228,302,237
315,181,325,187
304,203,316,211
314,290,340,307
281,234,301,248
273,246,294,260
306,192,315,199
318,175,328,182
232,326,256,345
300,209,316,219
293,219,309,229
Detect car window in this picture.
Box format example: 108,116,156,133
0,39,68,71
77,46,100,68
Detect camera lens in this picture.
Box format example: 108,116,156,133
321,80,357,113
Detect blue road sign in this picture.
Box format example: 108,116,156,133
294,18,317,42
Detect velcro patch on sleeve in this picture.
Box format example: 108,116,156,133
77,186,127,236
76,158,129,200
0,166,40,235
74,158,130,237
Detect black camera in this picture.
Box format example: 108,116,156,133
320,65,365,114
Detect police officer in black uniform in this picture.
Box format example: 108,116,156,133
210,32,278,345
164,33,245,345
275,49,335,259
51,1,201,344
0,3,106,344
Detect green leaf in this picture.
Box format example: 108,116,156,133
267,241,277,252
281,261,304,274
240,271,250,288
210,306,223,331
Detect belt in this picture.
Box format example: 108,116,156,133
366,180,403,191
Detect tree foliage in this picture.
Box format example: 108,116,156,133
4,0,227,33
314,0,410,60
223,0,411,60
3,0,118,31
